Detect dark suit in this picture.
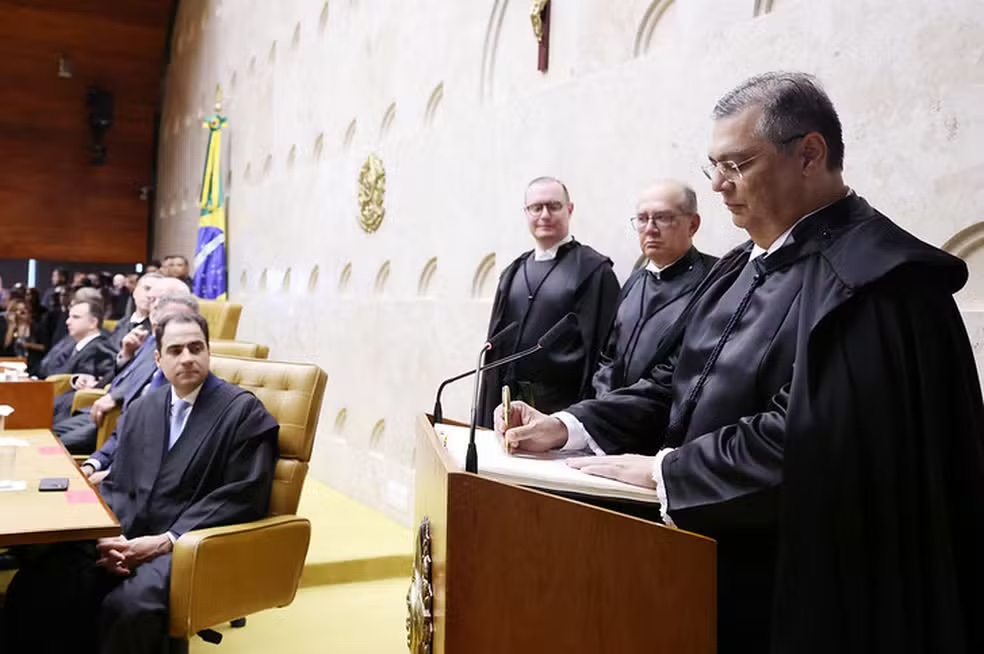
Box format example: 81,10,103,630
3,373,279,654
109,313,150,351
52,337,160,454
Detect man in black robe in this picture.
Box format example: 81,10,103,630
496,73,984,653
3,311,279,654
592,180,717,397
107,272,158,350
477,176,620,427
46,298,116,381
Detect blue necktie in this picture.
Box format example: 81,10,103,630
149,368,167,390
169,400,190,451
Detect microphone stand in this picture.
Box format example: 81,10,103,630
465,345,490,474
433,344,543,425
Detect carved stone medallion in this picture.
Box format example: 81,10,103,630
406,517,434,653
358,152,386,233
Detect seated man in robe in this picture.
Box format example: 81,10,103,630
2,311,279,654
591,180,717,397
107,272,159,350
51,277,188,453
496,72,984,653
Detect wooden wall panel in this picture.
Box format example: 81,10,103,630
0,0,176,264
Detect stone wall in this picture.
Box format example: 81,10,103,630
154,0,984,522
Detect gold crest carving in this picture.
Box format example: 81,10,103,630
406,517,434,654
530,0,549,42
358,153,386,233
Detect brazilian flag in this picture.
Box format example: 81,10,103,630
192,99,228,300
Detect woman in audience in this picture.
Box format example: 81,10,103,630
1,298,49,377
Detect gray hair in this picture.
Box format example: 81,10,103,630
151,293,200,324
679,184,698,214
713,72,844,171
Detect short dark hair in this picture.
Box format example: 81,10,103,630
54,267,69,280
155,312,209,351
70,298,104,328
148,259,162,268
164,254,189,265
526,176,571,204
712,71,844,171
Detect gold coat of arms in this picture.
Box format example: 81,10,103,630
358,153,386,233
406,517,434,653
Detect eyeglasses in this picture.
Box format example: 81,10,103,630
701,133,808,184
630,212,689,231
525,201,567,216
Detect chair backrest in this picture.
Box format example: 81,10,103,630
210,339,270,359
209,355,326,516
198,300,243,340
103,319,118,333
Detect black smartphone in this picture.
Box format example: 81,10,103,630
38,477,69,492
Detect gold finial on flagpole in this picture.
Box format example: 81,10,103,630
214,85,223,112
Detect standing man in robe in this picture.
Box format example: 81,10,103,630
477,176,620,427
496,72,984,653
591,180,717,399
3,311,279,654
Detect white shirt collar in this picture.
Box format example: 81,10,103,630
129,311,148,325
533,233,574,261
749,189,853,261
170,380,204,408
74,332,100,352
644,252,687,279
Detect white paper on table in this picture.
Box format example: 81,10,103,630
0,437,30,447
0,481,27,492
436,423,659,504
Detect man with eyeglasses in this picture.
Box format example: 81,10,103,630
496,73,983,654
477,176,620,428
592,180,717,400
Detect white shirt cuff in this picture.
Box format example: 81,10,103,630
166,532,176,544
83,458,101,472
652,448,675,526
553,412,606,455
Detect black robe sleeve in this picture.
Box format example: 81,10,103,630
773,275,984,654
575,262,621,399
167,395,279,538
590,270,643,398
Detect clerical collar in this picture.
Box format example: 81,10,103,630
533,234,574,261
74,332,100,352
130,312,148,325
644,249,694,280
749,188,854,261
170,380,204,407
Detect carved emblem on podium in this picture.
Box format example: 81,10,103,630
358,152,386,233
406,517,434,653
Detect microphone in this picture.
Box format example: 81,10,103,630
465,313,577,473
433,322,517,424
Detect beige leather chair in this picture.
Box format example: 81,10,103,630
198,301,243,340
45,373,74,396
209,340,269,359
103,319,118,333
168,354,327,648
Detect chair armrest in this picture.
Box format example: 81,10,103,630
71,388,107,414
46,374,73,396
169,515,311,638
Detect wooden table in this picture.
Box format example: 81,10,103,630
0,380,55,429
0,429,120,546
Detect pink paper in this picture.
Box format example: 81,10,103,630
66,490,98,504
38,446,62,455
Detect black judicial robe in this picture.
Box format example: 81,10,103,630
590,247,717,397
567,194,984,654
3,373,279,654
477,240,619,427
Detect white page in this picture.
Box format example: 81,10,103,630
436,423,659,504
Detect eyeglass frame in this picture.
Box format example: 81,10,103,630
524,200,569,216
629,212,693,231
700,133,809,183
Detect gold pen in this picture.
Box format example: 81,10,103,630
501,385,512,454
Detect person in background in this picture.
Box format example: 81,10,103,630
108,274,131,320
1,298,48,376
163,255,193,290
40,268,69,310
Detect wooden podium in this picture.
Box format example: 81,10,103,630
412,414,716,654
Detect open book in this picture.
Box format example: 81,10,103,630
436,423,660,504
